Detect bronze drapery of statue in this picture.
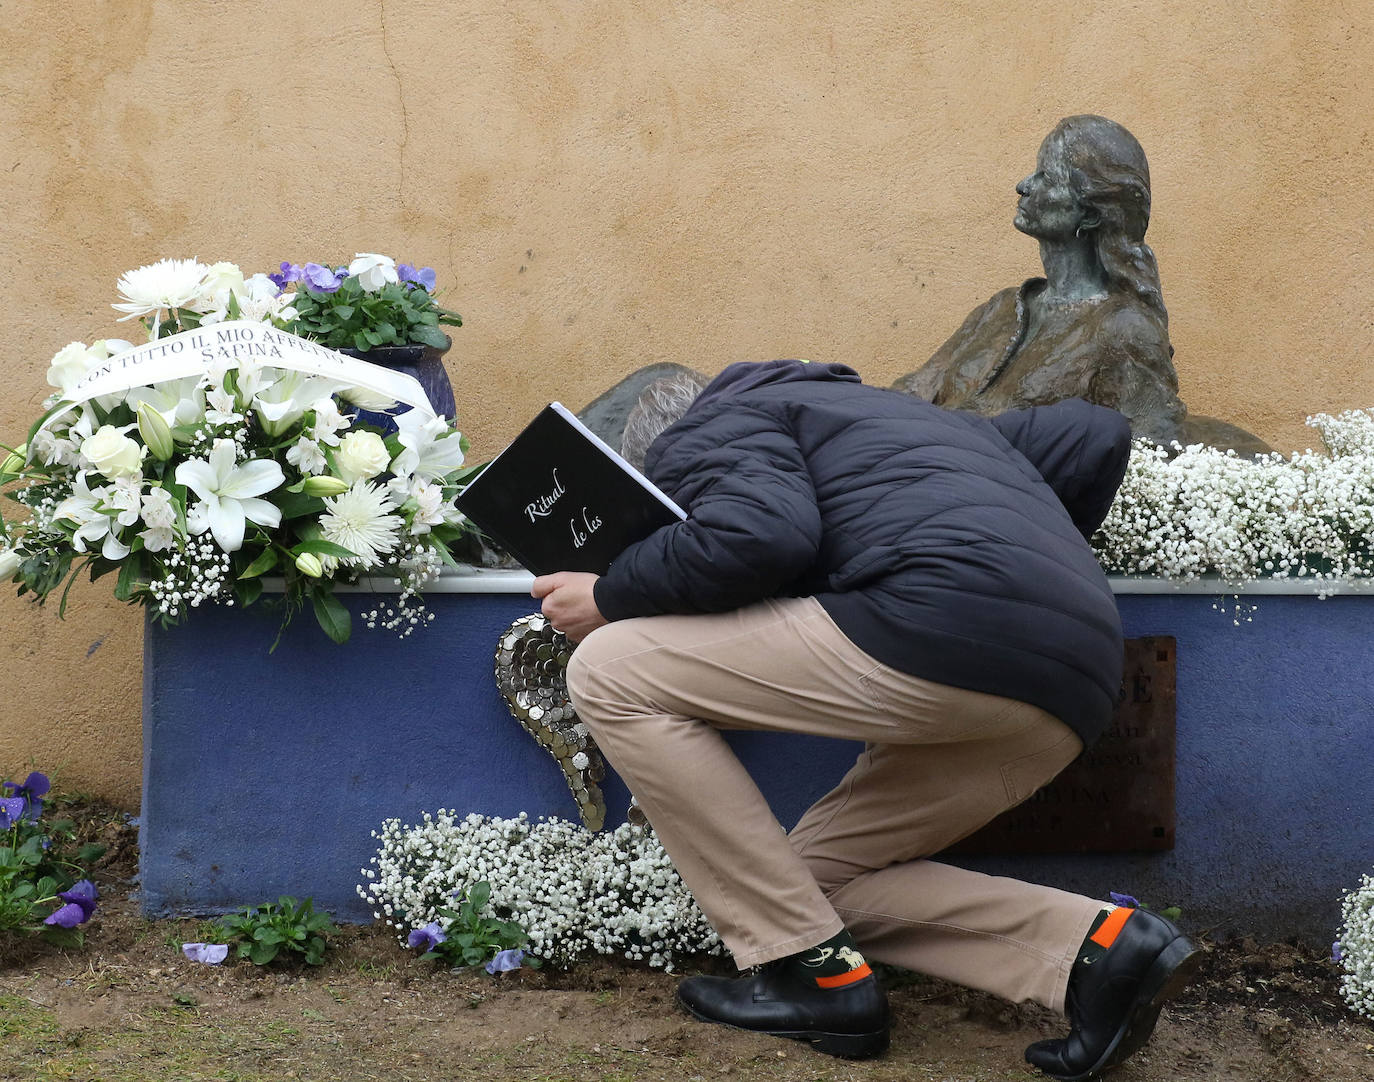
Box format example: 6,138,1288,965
894,115,1270,455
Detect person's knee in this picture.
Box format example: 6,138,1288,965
565,622,639,726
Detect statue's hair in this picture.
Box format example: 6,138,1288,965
1055,115,1168,322
620,371,708,471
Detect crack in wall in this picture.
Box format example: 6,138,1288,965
378,0,411,217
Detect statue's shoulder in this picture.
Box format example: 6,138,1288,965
894,280,1036,400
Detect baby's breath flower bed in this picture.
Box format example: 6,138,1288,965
1093,410,1374,588
359,811,722,970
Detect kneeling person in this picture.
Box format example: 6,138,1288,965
534,360,1197,1077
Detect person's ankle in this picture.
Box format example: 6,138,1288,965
783,929,873,988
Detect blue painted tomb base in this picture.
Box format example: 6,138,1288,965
140,580,1374,943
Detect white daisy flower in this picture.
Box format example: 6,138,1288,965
320,481,403,567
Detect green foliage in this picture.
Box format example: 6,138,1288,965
0,779,105,946
284,275,461,352
214,896,337,966
422,881,538,970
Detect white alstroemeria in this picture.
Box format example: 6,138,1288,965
175,439,284,552
140,486,178,531
105,475,145,526
310,396,352,446
140,525,179,553
348,252,399,292
54,473,132,560
391,413,466,480
204,384,243,427
31,409,95,469
285,435,328,475
405,478,449,535
236,275,298,324
112,259,209,326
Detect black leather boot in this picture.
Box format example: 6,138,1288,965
1025,908,1200,1080
676,961,890,1059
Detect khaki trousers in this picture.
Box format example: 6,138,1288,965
566,596,1106,1012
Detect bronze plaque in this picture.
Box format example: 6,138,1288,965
949,637,1176,855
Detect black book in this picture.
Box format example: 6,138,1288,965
453,402,687,575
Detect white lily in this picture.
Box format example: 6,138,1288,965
54,472,133,560
253,370,344,437
391,413,466,480
175,439,284,552
126,379,205,429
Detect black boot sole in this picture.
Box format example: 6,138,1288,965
1042,935,1201,1081
675,992,890,1059
1102,938,1202,1072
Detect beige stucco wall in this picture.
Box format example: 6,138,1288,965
3,1,1372,808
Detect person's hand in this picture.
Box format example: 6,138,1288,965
531,571,607,642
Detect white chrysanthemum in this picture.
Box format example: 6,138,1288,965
320,481,403,568
112,259,209,321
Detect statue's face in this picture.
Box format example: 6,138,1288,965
1014,131,1083,241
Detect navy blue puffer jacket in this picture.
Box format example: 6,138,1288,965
592,360,1131,746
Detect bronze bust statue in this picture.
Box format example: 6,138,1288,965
895,115,1270,455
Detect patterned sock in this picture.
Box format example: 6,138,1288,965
788,929,872,988
1076,904,1134,969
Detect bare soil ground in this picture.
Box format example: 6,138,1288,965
3,804,1372,1082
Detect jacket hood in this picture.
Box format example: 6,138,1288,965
694,360,862,408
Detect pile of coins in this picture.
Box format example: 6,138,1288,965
494,614,607,831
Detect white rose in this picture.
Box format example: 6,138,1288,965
0,548,20,579
195,261,246,312
46,342,104,394
82,425,144,479
348,253,399,292
335,430,391,484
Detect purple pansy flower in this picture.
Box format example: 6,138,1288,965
44,903,88,928
1333,941,1344,963
269,261,304,289
0,797,25,830
407,921,447,952
3,771,50,820
398,264,437,291
182,942,230,965
302,262,344,293
58,879,99,921
485,948,525,974
1109,891,1140,908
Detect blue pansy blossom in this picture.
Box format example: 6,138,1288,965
302,263,344,294
485,948,525,974
407,921,446,952
3,770,50,820
1109,891,1140,908
0,796,26,830
1333,941,1344,963
397,264,437,292
44,881,98,929
269,262,304,289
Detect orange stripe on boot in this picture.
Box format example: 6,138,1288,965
816,963,872,989
1090,906,1135,949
